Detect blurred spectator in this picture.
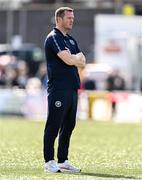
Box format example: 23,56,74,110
106,70,125,91
0,55,48,89
106,70,126,118
82,78,96,90
17,61,29,89
26,77,42,94
0,66,6,86
5,66,19,87
36,62,48,89
0,55,18,87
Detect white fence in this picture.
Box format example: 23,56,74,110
0,89,47,119
0,89,142,123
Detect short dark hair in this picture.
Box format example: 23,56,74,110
55,7,73,19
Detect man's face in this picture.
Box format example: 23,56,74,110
60,11,74,30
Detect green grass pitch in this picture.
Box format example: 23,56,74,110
0,117,142,180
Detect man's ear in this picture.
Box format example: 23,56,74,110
56,16,62,23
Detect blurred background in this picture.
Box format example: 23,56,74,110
1,0,142,122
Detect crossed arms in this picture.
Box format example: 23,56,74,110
57,49,86,68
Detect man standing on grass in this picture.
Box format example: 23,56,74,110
43,7,86,173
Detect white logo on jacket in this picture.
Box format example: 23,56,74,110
55,101,62,107
69,39,75,45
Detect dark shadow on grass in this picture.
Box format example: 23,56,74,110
81,172,139,179
62,172,139,179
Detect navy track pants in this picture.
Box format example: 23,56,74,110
43,90,78,163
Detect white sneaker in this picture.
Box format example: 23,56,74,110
44,160,60,173
58,160,81,173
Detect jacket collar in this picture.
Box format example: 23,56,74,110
54,27,68,38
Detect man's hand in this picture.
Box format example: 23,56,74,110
65,47,71,54
75,52,86,68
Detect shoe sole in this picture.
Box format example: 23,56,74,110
60,168,81,173
45,169,61,173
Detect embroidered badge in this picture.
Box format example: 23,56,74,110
69,39,75,45
55,101,62,107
